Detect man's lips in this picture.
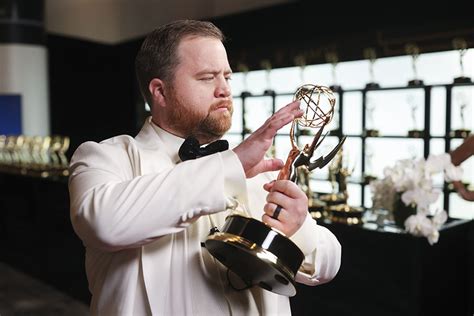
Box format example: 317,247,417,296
213,101,232,112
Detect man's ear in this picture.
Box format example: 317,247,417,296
149,78,167,107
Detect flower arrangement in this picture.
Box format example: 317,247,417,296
370,153,463,244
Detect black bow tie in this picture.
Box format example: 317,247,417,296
178,136,229,161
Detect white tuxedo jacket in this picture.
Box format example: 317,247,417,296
68,117,341,315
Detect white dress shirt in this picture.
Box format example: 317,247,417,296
68,117,341,315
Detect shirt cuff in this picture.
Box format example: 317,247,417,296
290,213,318,256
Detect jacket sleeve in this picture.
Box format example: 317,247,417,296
291,213,342,286
68,140,246,252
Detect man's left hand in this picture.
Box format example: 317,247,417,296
262,180,308,237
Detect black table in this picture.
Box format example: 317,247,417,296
290,218,474,316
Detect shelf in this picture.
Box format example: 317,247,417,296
232,82,474,99
229,81,473,216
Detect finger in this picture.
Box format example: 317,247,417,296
267,103,304,122
261,158,284,172
259,113,297,139
266,190,292,208
273,103,304,122
246,159,284,178
275,100,301,114
263,180,276,192
262,213,285,232
271,180,306,199
263,203,287,221
259,101,303,134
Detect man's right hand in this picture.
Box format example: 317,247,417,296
233,100,303,178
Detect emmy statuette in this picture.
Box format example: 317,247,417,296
363,143,377,184
363,48,380,89
261,59,276,96
405,43,424,87
294,54,307,87
452,38,472,84
325,50,341,92
205,84,346,296
237,63,252,98
364,96,379,137
451,91,472,138
324,50,342,136
322,148,364,226
407,94,424,138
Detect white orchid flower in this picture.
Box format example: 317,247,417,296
372,155,451,245
404,213,443,245
426,153,451,175
432,209,448,228
444,164,463,182
405,213,431,236
427,230,440,245
401,188,439,212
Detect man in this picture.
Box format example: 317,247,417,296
69,20,341,315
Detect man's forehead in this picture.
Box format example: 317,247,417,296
176,36,230,69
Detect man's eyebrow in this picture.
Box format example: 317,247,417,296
195,69,233,76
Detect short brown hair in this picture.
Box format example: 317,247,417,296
135,20,224,105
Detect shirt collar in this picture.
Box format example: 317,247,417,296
149,119,185,164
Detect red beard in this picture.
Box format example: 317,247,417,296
167,89,233,143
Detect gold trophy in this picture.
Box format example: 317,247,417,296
364,48,380,89
298,165,326,220
261,59,275,96
364,96,379,137
49,135,71,176
324,50,342,136
0,135,7,171
4,136,19,170
363,143,377,184
452,38,472,84
237,63,252,98
405,43,424,86
325,50,341,92
294,54,306,86
323,148,364,225
407,94,424,138
319,149,348,208
451,91,472,138
205,84,346,296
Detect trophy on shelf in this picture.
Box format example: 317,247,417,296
364,96,379,137
452,38,472,84
237,63,253,135
320,148,364,225
0,135,6,170
237,63,252,98
294,54,307,86
49,135,71,176
363,143,377,184
298,166,327,221
405,43,424,86
324,50,342,136
325,50,341,92
452,91,472,138
205,84,346,297
9,136,25,170
363,48,380,89
407,94,424,138
261,59,275,96
36,136,51,178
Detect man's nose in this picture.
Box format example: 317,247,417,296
215,78,231,98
